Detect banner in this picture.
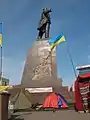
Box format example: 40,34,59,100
25,87,53,93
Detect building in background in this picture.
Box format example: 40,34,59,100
76,64,90,75
0,77,9,86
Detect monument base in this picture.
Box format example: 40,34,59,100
21,39,63,104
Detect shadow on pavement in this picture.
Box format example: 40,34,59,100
9,112,32,120
9,114,24,120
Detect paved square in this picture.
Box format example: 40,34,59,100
14,110,90,120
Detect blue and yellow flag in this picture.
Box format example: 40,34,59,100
48,33,66,50
0,23,2,46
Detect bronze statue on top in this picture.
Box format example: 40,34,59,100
37,8,52,39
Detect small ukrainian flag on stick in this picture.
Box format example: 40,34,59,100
48,33,66,51
0,23,2,47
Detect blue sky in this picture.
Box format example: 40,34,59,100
0,0,90,86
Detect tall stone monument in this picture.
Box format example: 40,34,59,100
21,8,62,92
9,9,73,106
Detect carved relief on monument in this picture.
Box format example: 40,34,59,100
32,62,52,80
32,52,52,80
32,65,52,80
38,46,50,57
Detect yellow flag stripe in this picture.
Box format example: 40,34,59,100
0,86,12,92
55,36,65,46
0,34,2,46
50,36,66,50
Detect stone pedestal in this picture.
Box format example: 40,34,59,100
21,39,62,92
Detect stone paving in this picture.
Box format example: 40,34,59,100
12,110,90,120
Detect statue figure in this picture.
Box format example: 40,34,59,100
37,8,52,39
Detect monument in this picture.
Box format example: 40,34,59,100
21,8,63,103
37,8,52,39
21,8,62,87
7,9,73,108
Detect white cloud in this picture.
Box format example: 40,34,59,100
2,56,25,85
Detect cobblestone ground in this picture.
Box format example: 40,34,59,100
12,110,90,120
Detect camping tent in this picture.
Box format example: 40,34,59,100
42,93,68,109
8,86,32,110
8,86,51,110
12,89,32,110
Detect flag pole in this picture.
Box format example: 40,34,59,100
0,22,3,86
66,41,77,79
0,46,2,85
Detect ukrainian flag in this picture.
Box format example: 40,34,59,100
0,23,2,46
48,33,66,50
0,86,13,92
